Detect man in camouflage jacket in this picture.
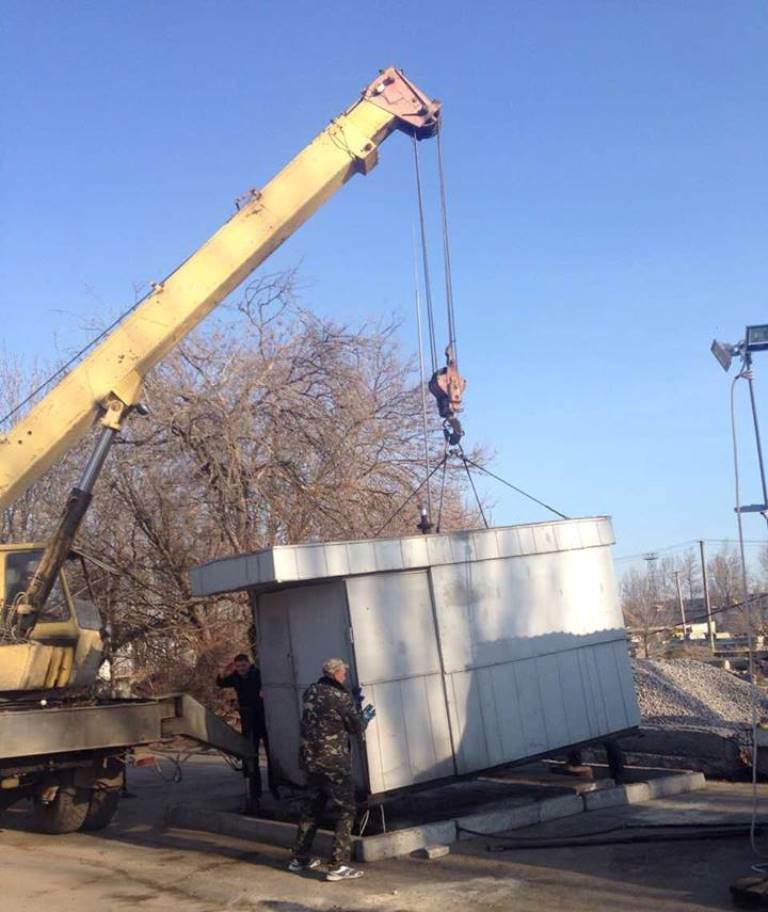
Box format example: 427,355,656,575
290,657,373,880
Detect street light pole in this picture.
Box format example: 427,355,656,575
745,352,768,522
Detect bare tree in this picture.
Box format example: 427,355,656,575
620,566,658,658
2,274,485,706
676,548,702,606
707,544,749,632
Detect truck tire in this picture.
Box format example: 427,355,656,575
80,787,120,831
33,785,90,834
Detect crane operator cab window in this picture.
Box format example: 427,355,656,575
3,549,71,623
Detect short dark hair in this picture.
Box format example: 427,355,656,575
234,653,250,663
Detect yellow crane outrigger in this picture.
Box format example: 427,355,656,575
0,67,440,662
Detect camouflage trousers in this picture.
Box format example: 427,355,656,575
292,770,356,864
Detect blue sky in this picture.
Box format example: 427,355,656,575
2,0,767,561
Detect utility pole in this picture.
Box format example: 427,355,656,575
643,552,659,657
699,540,715,652
674,570,687,638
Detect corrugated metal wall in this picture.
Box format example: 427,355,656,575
253,521,640,797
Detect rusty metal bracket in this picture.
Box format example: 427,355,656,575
363,66,441,139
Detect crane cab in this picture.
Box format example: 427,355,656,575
0,544,104,692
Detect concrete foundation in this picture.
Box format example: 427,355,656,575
616,727,752,778
165,767,706,862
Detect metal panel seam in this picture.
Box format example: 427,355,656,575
426,567,459,776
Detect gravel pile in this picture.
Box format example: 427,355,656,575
632,657,768,733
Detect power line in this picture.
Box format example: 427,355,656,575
615,539,766,563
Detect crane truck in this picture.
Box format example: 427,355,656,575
0,67,441,833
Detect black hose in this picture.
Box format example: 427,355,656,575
454,820,766,851
485,827,760,851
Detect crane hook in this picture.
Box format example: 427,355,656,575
428,345,466,445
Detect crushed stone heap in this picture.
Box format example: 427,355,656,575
632,657,768,734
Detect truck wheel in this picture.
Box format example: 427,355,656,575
80,787,120,831
33,785,90,834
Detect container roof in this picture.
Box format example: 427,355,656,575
188,517,613,597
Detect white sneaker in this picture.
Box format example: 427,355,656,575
288,856,322,873
326,864,363,881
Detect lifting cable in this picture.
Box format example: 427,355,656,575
436,128,458,363
374,455,448,538
436,456,449,532
460,453,489,529
376,442,568,538
405,125,570,535
462,456,570,521
412,135,439,374
413,229,433,522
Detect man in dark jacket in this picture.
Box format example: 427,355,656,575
289,657,374,882
216,653,277,800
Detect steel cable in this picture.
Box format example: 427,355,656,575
461,454,489,529
373,456,448,538
413,228,433,521
462,456,569,520
412,136,439,373
436,455,449,532
436,127,458,362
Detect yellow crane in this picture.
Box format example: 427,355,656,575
0,67,441,833
1,65,439,662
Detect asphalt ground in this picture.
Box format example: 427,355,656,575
1,754,768,911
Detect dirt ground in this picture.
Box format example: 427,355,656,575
2,755,768,911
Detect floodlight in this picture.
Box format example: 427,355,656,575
711,339,735,373
711,324,768,522
746,324,768,354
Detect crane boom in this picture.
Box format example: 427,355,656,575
0,67,440,512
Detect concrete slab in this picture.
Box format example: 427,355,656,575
645,770,706,798
538,792,584,822
617,727,748,778
456,802,541,839
582,786,628,811
623,781,652,803
416,844,451,859
164,760,707,861
358,820,457,862
165,804,344,856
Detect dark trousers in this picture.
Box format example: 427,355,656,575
239,707,274,796
292,770,356,864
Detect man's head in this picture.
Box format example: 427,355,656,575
233,654,251,677
322,657,348,684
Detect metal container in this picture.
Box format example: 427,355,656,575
190,517,640,796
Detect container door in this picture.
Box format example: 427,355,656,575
257,581,354,787
285,581,352,691
286,580,365,788
256,590,302,784
346,570,455,794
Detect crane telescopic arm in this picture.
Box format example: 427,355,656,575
0,67,440,636
0,67,440,513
